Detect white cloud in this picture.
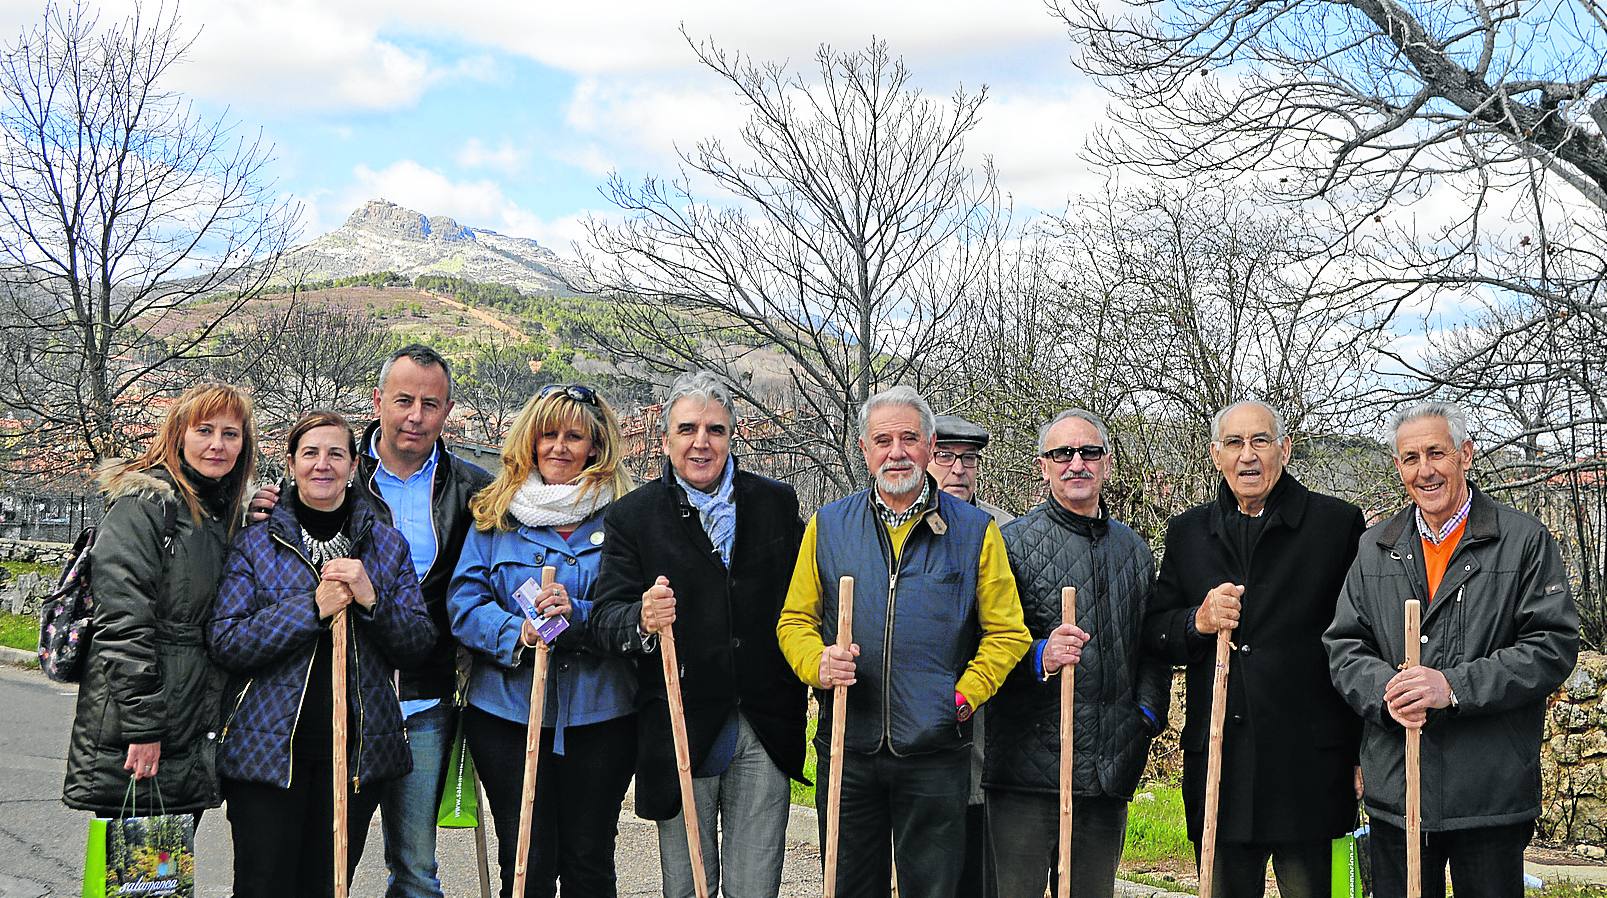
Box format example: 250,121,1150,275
969,83,1111,213
456,138,526,174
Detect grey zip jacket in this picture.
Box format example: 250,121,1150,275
1324,484,1578,831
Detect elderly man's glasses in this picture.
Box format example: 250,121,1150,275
933,449,981,469
1041,445,1107,463
1215,435,1277,452
539,383,598,406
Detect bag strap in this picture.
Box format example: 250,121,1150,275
159,499,179,553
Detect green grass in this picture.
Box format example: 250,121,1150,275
1123,785,1191,865
1531,882,1607,897
0,611,37,653
1121,871,1197,895
1,560,60,579
792,717,819,808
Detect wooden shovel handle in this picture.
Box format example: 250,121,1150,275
511,566,556,898
1199,628,1232,898
1057,586,1077,898
1405,599,1422,898
825,576,854,898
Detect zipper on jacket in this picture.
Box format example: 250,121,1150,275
218,678,255,743
352,622,365,793
871,513,899,754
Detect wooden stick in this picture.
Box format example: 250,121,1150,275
331,608,350,898
473,771,492,898
661,618,710,898
825,576,855,898
1199,629,1232,898
1057,586,1077,898
1405,599,1423,898
511,566,556,898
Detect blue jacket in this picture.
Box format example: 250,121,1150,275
815,488,990,756
208,497,435,790
448,513,636,752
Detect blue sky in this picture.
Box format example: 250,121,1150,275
0,1,1106,252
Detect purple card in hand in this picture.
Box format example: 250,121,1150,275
512,577,569,645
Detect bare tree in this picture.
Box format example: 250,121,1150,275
579,36,1000,495
0,0,297,474
461,333,543,445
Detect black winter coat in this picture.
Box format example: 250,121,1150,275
64,467,231,815
355,421,492,703
1325,485,1579,831
590,461,808,820
1145,473,1365,842
987,501,1169,800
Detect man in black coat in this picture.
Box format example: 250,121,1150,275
591,371,807,898
1145,400,1365,898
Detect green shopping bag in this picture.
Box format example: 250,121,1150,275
1333,830,1365,898
436,717,481,828
83,779,196,898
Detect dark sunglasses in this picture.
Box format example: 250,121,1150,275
538,383,599,406
1040,444,1107,463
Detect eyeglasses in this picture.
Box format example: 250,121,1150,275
1040,445,1107,463
538,383,598,406
933,449,981,469
1214,435,1277,452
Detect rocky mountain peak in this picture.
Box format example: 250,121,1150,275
343,198,475,243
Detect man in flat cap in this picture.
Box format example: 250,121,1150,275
927,413,1013,894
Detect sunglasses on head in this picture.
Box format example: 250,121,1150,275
1040,444,1107,463
538,383,598,406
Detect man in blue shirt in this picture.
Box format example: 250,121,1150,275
251,343,491,898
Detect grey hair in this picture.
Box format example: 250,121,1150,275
1038,408,1111,452
857,385,935,440
660,370,737,431
1391,402,1471,454
1210,400,1286,442
378,343,455,402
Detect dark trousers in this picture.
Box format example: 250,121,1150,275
959,801,992,898
986,790,1128,898
464,705,637,898
815,744,970,898
1193,838,1331,898
1369,818,1533,898
222,768,384,898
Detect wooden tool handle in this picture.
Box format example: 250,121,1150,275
331,609,350,898
661,619,710,898
1057,586,1077,898
1199,628,1233,898
511,566,557,898
1405,598,1422,898
825,576,854,898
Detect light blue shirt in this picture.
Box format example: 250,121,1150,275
368,432,441,718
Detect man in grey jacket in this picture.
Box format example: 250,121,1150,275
1325,402,1579,898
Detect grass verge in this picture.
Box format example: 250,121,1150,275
0,611,37,652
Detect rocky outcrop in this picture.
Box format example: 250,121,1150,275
1543,651,1607,847
285,198,578,293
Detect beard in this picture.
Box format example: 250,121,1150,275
875,463,923,497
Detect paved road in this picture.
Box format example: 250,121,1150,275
0,663,828,898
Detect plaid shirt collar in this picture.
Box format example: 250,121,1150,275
1415,488,1472,545
874,478,932,529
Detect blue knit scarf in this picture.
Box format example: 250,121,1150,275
675,456,736,566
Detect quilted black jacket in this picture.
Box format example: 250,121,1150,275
985,500,1169,799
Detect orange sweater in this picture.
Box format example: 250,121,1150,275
1423,518,1468,602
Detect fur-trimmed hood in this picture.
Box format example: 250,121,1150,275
94,462,177,503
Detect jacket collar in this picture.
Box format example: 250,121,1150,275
1043,496,1109,539
511,513,606,553
1207,470,1308,536
359,419,455,488
267,485,378,550
1377,481,1498,549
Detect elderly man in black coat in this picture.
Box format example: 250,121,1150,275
1144,400,1365,898
590,370,807,898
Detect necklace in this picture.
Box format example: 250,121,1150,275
301,527,353,569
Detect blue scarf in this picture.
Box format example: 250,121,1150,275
675,456,737,566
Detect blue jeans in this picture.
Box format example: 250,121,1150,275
658,715,791,898
814,744,970,898
381,703,454,898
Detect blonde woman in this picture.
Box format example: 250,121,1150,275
448,384,637,898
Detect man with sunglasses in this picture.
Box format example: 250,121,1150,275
927,414,1012,897
777,385,1031,898
1144,400,1365,898
984,409,1169,898
247,343,493,898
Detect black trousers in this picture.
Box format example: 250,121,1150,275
1369,817,1533,898
987,791,1129,898
464,705,637,898
815,744,970,898
222,764,384,898
1192,837,1332,898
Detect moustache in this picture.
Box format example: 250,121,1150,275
1059,471,1094,482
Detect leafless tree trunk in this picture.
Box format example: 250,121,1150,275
462,333,543,445
0,0,297,475
578,35,1000,495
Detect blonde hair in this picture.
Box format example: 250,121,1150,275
470,387,633,531
109,383,257,534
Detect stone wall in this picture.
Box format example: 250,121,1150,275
0,538,68,615
1543,650,1607,848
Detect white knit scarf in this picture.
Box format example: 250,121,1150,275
507,474,612,528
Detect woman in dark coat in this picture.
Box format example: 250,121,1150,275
209,410,435,898
63,382,256,816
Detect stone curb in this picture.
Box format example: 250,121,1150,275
0,644,39,667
